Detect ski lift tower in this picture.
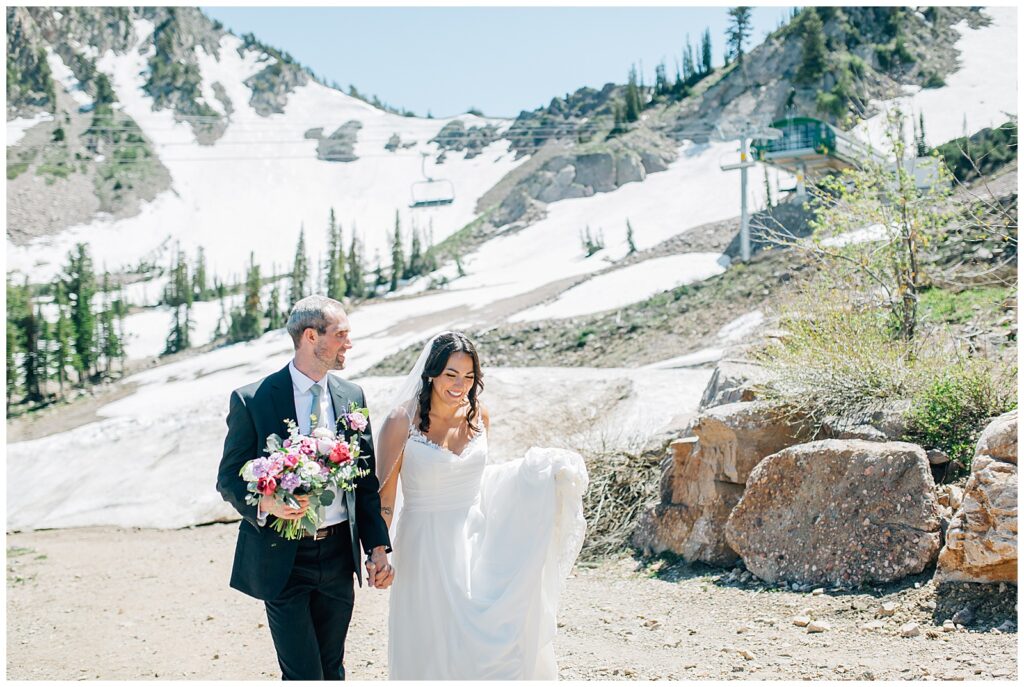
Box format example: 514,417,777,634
717,121,783,262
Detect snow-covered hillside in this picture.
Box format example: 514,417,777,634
5,7,1018,532
7,21,519,284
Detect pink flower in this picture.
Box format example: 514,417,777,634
329,442,352,464
283,453,299,468
283,439,292,448
346,413,368,432
316,438,337,455
257,476,277,496
298,439,316,456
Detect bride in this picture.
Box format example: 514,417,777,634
375,331,588,680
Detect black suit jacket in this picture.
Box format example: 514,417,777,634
216,363,391,601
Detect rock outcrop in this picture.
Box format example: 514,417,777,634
936,410,1018,584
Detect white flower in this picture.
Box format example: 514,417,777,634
316,438,337,455
311,427,335,440
241,461,256,481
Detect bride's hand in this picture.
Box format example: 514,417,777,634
366,546,394,589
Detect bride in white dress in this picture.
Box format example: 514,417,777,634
375,331,588,680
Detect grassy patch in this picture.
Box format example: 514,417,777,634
6,162,29,180
918,286,1012,325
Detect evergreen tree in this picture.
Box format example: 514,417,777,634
163,250,193,355
624,65,642,123
347,232,366,299
64,243,97,380
611,100,626,135
290,225,309,306
34,304,50,401
654,61,669,98
682,35,696,81
229,253,264,343
193,246,208,300
389,211,405,291
727,7,753,64
373,250,387,292
795,8,827,85
22,303,42,402
100,304,122,372
6,320,19,410
325,208,347,300
916,112,929,156
701,28,714,74
405,225,423,279
626,219,638,254
265,281,285,332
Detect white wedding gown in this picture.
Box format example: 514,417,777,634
387,426,588,680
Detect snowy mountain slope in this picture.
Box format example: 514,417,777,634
7,22,521,284
5,7,1018,532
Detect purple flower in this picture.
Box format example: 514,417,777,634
280,473,301,493
251,457,273,479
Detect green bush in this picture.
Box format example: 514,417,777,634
905,360,1017,474
934,120,1017,183
7,162,29,180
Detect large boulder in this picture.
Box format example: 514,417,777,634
820,400,913,442
936,410,1018,584
633,403,813,566
725,439,941,587
573,152,616,192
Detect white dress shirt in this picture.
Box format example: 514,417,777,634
257,361,348,528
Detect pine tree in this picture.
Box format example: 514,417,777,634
34,304,50,401
347,232,366,299
265,281,284,332
654,61,669,98
701,28,714,74
389,211,405,291
626,219,638,254
405,225,423,279
325,208,347,300
682,35,696,81
795,8,827,85
916,112,929,156
373,250,387,293
290,225,309,306
193,246,208,300
22,302,42,402
163,250,193,355
624,65,642,123
727,7,753,64
100,305,122,372
64,243,97,380
229,253,264,342
6,320,19,411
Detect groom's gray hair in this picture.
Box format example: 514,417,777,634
286,295,346,348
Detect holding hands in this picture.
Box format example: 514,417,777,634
366,546,394,589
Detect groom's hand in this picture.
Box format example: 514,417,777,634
259,494,310,521
365,546,394,589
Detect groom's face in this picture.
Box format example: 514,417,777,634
312,309,353,370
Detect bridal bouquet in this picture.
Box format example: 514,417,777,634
239,403,371,540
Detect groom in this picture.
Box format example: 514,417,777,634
217,295,393,680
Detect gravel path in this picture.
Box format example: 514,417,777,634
6,524,1017,680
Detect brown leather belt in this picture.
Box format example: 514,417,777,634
304,522,346,541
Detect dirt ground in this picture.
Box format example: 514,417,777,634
5,524,1018,681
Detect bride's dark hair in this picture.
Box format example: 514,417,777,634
417,332,484,434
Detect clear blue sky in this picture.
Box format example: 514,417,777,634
201,6,795,119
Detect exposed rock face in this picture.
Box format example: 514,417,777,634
316,121,362,162
936,410,1018,584
430,119,501,159
725,439,941,587
698,358,771,410
633,403,813,566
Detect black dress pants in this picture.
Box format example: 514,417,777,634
264,527,356,680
